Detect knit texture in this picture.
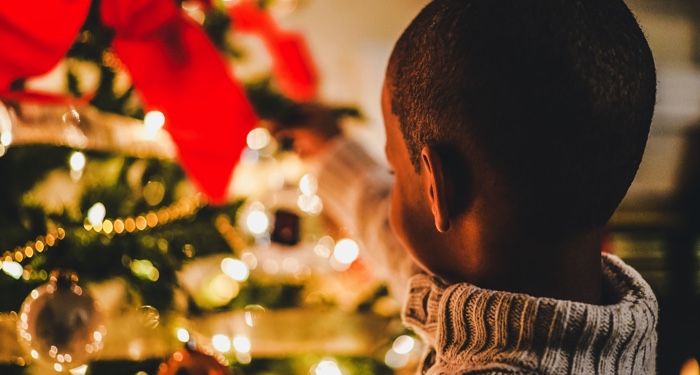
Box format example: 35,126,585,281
315,139,658,374
403,253,658,375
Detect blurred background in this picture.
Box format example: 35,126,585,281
0,0,697,374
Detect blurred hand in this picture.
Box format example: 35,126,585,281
265,103,343,158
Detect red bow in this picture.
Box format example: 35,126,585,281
0,0,317,204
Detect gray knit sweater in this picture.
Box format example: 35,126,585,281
316,139,658,375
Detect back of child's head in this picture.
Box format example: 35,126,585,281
388,0,656,233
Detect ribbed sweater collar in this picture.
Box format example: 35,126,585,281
402,253,658,374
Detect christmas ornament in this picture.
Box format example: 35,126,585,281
157,343,232,375
17,270,105,371
271,209,301,246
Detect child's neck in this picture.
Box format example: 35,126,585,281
447,229,604,305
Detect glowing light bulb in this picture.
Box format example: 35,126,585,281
69,365,89,375
333,239,359,264
384,349,409,369
2,261,23,279
144,110,165,137
314,359,342,375
87,203,106,227
246,127,271,150
232,335,251,353
212,334,231,352
176,328,190,343
0,131,12,147
69,151,86,172
245,209,269,235
299,174,318,196
392,335,416,354
297,194,323,215
221,258,250,281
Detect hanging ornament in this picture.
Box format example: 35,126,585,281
17,270,105,372
157,343,232,375
270,209,301,246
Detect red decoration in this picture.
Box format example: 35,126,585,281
229,1,318,101
101,0,257,204
0,1,91,89
0,0,317,203
158,344,232,375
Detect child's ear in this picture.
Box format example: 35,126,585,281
420,146,451,233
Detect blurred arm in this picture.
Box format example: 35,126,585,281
315,138,419,302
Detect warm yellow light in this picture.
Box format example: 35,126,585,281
232,335,251,353
297,194,323,215
102,220,113,234
144,110,166,137
384,349,409,369
212,334,231,352
392,335,415,354
246,127,271,150
314,359,342,375
221,258,249,282
69,364,88,375
135,216,148,231
87,203,106,227
245,209,269,235
125,218,136,232
681,358,700,375
113,219,125,234
299,173,318,196
69,151,86,172
3,261,24,280
146,213,158,228
176,328,190,343
333,239,360,264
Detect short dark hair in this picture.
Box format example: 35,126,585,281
388,0,656,231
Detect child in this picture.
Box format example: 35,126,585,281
278,0,658,373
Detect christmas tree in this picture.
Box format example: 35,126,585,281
0,1,421,373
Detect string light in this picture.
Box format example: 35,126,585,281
214,214,248,251
87,203,106,228
1,227,65,269
85,195,203,235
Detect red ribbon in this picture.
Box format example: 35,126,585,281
101,0,257,204
0,0,318,204
229,1,318,101
0,1,91,89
